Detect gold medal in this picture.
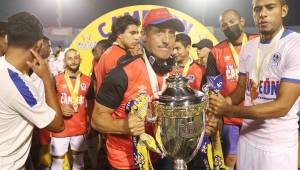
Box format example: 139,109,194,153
73,103,78,112
250,82,258,102
65,73,81,113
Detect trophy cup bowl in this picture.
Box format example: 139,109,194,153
153,74,207,170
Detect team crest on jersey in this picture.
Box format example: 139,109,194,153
186,74,195,83
270,52,281,66
80,83,87,91
61,84,67,89
224,56,231,61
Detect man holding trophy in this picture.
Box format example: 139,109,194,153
92,8,219,170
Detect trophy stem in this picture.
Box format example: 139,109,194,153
173,159,187,170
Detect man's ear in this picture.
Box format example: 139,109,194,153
281,4,288,18
240,17,246,28
32,39,43,52
4,34,7,44
141,29,147,43
187,45,191,52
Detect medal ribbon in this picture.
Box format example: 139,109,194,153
64,73,81,111
182,55,194,76
228,33,248,71
255,27,284,84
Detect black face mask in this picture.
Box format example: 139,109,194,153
223,24,242,42
145,50,175,75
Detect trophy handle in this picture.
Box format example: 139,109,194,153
186,109,206,163
155,120,168,158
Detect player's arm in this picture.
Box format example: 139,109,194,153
210,80,300,119
91,67,144,136
225,74,247,105
28,50,64,132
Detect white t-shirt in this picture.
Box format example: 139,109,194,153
47,55,59,76
0,57,56,170
239,29,300,150
30,73,45,100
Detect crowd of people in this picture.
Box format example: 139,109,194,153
1,0,300,170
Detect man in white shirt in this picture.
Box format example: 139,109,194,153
0,12,64,170
209,0,300,169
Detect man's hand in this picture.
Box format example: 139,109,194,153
205,112,219,136
27,49,51,79
127,113,145,136
61,104,74,117
208,92,231,116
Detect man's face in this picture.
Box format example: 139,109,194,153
55,46,62,54
252,0,287,35
64,50,81,72
92,46,104,62
0,36,7,56
118,24,140,50
196,47,210,66
221,11,244,41
173,41,190,64
39,40,51,59
143,26,176,60
221,11,243,33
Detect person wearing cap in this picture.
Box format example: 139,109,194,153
92,7,219,170
206,9,257,169
192,38,213,68
172,33,204,90
0,21,7,56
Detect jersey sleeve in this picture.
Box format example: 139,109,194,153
238,44,247,75
281,40,300,83
8,75,56,129
96,66,128,109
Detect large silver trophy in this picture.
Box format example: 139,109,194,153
153,74,207,170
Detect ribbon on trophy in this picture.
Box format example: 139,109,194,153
206,75,228,170
125,91,162,170
64,73,81,112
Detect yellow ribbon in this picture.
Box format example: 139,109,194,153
228,33,248,71
129,92,159,170
182,55,194,76
64,73,81,112
255,27,284,84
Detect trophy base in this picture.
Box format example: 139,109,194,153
174,159,187,170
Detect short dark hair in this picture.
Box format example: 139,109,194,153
175,33,191,48
280,0,287,5
42,35,50,43
0,21,7,37
65,48,78,57
109,15,140,42
95,39,112,51
221,9,242,20
7,12,43,49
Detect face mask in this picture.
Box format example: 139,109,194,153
223,24,242,42
147,53,175,75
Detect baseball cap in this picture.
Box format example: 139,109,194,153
142,8,185,32
192,39,213,49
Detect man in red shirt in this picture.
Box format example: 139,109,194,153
92,8,219,170
94,15,140,91
172,33,204,90
50,49,94,170
207,9,256,169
